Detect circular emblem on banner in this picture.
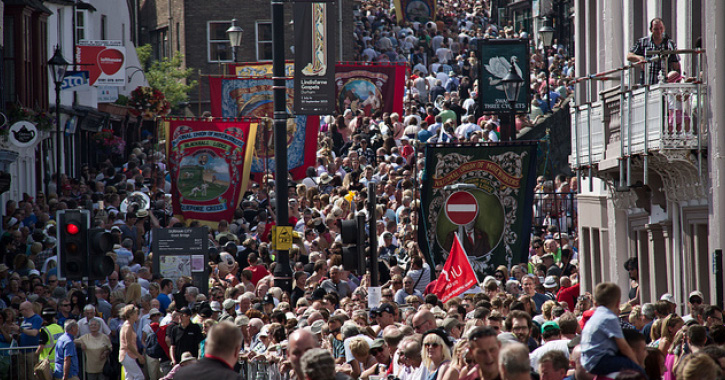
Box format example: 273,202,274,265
8,121,39,148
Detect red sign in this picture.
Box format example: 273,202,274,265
75,40,126,86
445,191,479,225
432,234,478,303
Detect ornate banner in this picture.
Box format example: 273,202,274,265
165,117,258,224
208,77,319,179
227,61,294,78
335,62,406,117
478,39,530,114
420,143,538,279
393,0,437,23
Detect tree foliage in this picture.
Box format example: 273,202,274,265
136,45,197,108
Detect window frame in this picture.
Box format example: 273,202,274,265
207,20,233,63
255,21,273,62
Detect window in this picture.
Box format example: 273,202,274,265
101,15,107,40
207,21,232,62
151,27,169,60
76,10,87,42
256,22,273,61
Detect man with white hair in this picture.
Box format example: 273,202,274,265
53,320,82,380
78,304,111,336
321,266,351,298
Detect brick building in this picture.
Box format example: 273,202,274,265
139,0,355,114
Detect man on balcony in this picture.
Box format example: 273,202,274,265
627,17,680,85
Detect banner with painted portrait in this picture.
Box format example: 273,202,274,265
335,62,406,117
208,76,319,179
393,0,437,23
165,117,258,225
420,143,538,280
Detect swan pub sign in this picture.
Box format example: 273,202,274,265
8,121,39,148
478,39,530,114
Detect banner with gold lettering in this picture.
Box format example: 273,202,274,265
420,143,538,279
165,117,258,225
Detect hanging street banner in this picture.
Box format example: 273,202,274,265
335,62,406,117
227,61,294,78
478,39,530,114
208,76,319,180
393,0,437,23
76,40,126,86
165,117,258,225
420,143,538,280
294,2,335,115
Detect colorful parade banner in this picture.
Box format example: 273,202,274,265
208,76,319,179
420,143,538,279
227,61,294,77
294,2,336,115
478,39,530,114
393,0,437,23
165,117,258,225
335,62,406,117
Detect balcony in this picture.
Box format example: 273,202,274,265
570,82,707,172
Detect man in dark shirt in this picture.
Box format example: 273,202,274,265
291,271,307,308
169,307,204,365
175,321,242,380
627,17,680,85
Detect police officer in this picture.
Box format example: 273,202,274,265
36,308,65,374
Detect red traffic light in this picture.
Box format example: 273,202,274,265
66,223,80,235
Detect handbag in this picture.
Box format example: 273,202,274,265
34,346,54,380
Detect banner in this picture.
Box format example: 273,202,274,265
165,117,258,225
76,40,126,86
208,77,319,179
432,234,478,303
335,62,406,117
294,2,335,115
393,0,437,23
420,143,538,279
227,61,294,77
478,39,530,114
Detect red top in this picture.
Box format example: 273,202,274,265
249,264,270,286
556,282,580,312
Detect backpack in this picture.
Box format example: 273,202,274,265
145,325,167,360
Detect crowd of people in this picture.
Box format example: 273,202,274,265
0,2,717,380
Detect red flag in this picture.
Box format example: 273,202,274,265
432,234,478,303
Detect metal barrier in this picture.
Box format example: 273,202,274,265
0,345,40,380
532,191,577,238
240,358,287,380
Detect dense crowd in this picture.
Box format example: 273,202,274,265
0,2,720,380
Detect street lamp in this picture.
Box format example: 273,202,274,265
226,19,244,63
538,18,555,113
48,45,69,183
500,57,524,142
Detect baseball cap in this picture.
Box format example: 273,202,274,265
234,315,250,327
210,301,222,312
689,291,704,303
149,308,162,316
442,317,462,332
370,339,385,350
377,303,395,315
660,293,676,305
541,321,560,333
223,299,236,310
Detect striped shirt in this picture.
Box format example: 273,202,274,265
630,35,680,85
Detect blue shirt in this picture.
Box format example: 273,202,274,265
581,306,624,372
53,332,79,379
157,293,172,315
19,313,43,349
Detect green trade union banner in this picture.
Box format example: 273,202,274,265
478,39,530,114
420,143,538,280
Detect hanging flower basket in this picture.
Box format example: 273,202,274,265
128,86,171,120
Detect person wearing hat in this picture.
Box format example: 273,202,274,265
36,308,64,374
543,276,559,298
219,299,237,323
163,351,198,379
372,303,397,337
659,293,677,315
683,291,705,324
169,307,204,366
442,317,463,340
529,321,569,371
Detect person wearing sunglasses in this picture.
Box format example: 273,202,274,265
423,332,452,380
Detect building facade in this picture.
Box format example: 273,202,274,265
569,0,723,311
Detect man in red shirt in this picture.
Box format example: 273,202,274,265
247,253,269,286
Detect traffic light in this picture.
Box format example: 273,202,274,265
57,210,89,281
88,228,114,280
339,214,366,274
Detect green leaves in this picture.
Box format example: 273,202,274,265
136,45,198,109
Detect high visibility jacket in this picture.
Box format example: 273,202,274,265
39,324,64,370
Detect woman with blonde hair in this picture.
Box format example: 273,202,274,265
658,314,684,354
422,332,452,380
119,305,144,380
441,339,471,380
125,283,142,305
348,336,376,379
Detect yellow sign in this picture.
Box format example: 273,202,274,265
271,226,294,251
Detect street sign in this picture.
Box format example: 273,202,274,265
271,226,294,250
61,71,89,90
445,191,479,225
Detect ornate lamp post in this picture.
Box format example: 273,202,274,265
500,57,524,142
538,18,555,113
226,19,244,63
48,46,69,181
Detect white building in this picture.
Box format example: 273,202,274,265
570,0,723,311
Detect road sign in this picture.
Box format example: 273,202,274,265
445,191,479,225
272,226,294,250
